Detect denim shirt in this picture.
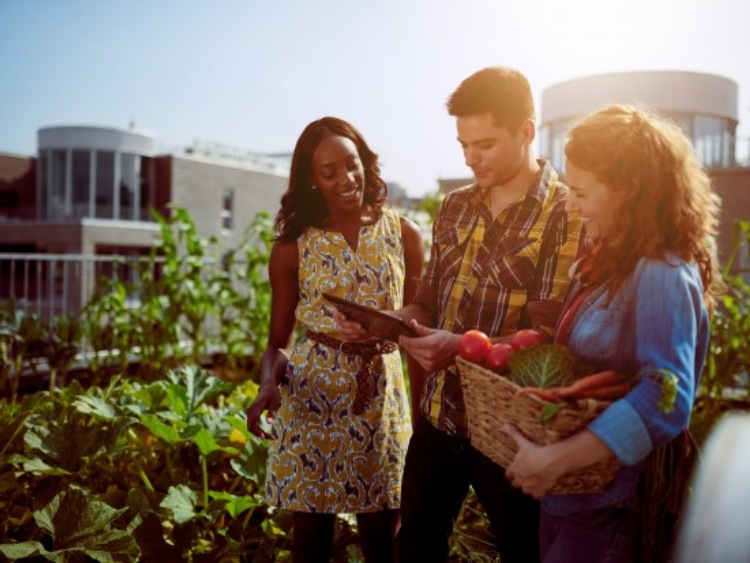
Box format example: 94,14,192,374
543,254,709,515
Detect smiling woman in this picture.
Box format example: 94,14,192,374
244,116,425,562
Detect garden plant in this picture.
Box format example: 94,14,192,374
0,211,748,562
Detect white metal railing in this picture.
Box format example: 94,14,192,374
0,253,159,323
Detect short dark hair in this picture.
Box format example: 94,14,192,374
275,116,387,242
446,66,535,132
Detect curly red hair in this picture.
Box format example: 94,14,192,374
564,104,722,308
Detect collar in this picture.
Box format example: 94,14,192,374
466,159,557,208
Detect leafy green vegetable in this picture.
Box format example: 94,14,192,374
507,344,580,388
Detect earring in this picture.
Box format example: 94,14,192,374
311,185,317,191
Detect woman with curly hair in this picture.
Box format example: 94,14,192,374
246,116,424,562
504,104,722,562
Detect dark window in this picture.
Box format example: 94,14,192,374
72,150,91,217
96,151,115,219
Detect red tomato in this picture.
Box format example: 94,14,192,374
486,343,514,373
510,329,546,351
458,330,492,364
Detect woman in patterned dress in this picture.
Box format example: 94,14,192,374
246,116,424,562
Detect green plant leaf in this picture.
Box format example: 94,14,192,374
191,426,238,456
139,413,182,445
74,394,118,420
21,456,72,476
0,541,60,562
160,484,199,524
230,438,268,485
208,491,259,518
24,407,116,472
540,402,566,423
30,486,140,561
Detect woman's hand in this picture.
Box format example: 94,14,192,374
504,424,564,499
398,320,462,372
246,382,281,440
505,423,617,499
332,308,369,341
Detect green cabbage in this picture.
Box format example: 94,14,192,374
507,344,585,388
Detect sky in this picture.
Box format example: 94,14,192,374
1,0,749,197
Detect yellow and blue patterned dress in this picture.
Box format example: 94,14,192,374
265,208,412,513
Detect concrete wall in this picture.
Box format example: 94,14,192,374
169,155,287,250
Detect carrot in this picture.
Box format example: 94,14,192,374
515,387,564,403
553,370,627,400
568,383,630,401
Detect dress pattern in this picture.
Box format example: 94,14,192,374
265,209,412,513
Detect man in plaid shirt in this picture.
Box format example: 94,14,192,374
395,67,582,562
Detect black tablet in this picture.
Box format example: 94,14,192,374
322,293,417,342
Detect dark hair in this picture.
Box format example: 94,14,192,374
446,66,535,133
275,116,388,242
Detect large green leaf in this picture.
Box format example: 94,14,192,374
230,439,268,485
24,406,124,472
191,426,238,456
160,484,198,524
0,540,61,562
73,394,119,420
139,413,182,445
166,365,234,421
30,486,140,561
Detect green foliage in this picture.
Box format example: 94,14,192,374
79,206,274,384
691,220,750,446
0,366,297,561
3,211,750,561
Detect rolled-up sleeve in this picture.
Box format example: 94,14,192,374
588,260,706,465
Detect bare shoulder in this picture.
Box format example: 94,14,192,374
399,215,424,246
270,239,299,274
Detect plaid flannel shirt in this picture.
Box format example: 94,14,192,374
413,160,582,436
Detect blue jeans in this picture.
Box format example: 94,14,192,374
397,416,540,563
540,499,639,563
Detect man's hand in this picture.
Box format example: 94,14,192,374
398,320,462,372
246,383,281,440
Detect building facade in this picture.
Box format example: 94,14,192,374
0,124,289,317
0,125,289,256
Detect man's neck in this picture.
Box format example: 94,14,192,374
487,157,540,219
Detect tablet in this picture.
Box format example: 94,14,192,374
322,293,417,341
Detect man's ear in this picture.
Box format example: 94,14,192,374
521,119,536,145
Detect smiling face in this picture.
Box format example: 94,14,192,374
564,160,621,242
311,133,366,219
456,112,530,190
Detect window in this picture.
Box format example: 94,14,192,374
120,153,137,220
49,150,67,219
139,156,153,221
72,150,91,217
95,151,115,219
222,188,234,231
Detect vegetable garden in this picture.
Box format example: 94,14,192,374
0,208,748,562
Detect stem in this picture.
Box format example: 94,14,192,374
201,454,209,510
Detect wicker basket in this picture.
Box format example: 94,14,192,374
457,356,620,494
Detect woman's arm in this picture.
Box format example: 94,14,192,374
506,260,707,496
246,240,299,438
505,425,614,499
587,260,706,464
